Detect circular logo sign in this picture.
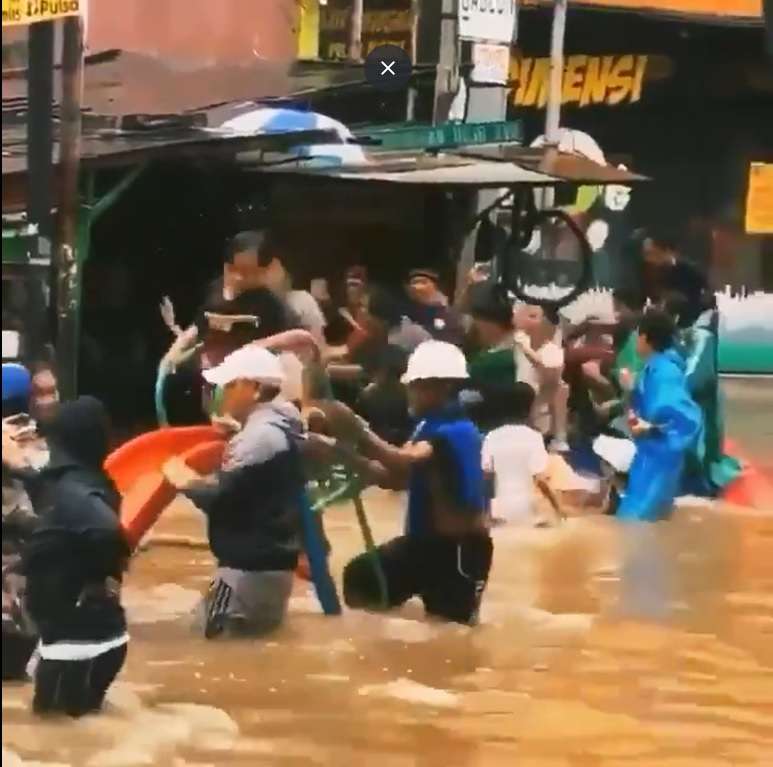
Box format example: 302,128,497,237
365,45,412,93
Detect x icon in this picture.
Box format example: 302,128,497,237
380,60,396,76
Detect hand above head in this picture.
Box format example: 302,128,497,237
160,296,176,331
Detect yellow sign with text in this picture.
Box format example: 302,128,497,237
511,54,649,108
745,163,773,235
2,0,82,26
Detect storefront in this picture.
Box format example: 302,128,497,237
511,6,773,372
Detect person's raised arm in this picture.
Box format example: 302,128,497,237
161,324,200,373
515,334,563,385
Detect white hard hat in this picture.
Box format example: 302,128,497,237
401,340,469,384
202,345,285,387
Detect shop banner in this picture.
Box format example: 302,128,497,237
319,8,412,60
745,163,773,235
511,54,655,108
549,1,762,20
459,0,518,44
2,0,83,26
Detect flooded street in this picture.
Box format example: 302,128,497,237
4,381,773,767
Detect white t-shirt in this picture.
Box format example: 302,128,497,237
482,423,549,524
286,290,326,340
515,331,564,434
515,331,564,392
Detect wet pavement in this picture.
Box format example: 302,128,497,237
3,380,773,767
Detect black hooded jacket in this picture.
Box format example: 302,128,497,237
22,397,129,645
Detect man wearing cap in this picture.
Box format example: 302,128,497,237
162,346,307,637
404,269,465,346
159,230,322,424
464,291,518,432
343,341,492,626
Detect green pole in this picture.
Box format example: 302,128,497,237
55,165,146,398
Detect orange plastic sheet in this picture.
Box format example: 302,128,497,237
723,439,773,510
105,427,225,549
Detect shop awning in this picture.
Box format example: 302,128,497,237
262,152,558,188
1,114,340,177
457,146,649,184
259,143,650,188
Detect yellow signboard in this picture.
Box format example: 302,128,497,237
519,1,761,20
2,0,82,27
746,163,773,235
511,54,649,108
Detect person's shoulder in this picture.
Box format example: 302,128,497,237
49,478,120,530
485,422,517,438
522,423,547,444
227,410,295,469
287,290,325,323
482,424,513,450
436,417,482,444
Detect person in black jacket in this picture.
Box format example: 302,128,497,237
22,396,129,717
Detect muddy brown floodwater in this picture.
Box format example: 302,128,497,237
4,381,773,767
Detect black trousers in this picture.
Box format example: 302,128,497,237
343,534,493,626
33,644,127,717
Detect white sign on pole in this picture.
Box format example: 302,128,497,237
458,0,518,45
471,42,510,85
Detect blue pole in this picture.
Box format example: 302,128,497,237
298,489,342,616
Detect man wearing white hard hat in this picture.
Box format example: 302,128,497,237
343,341,492,626
163,345,306,638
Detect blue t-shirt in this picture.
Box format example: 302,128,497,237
405,406,485,537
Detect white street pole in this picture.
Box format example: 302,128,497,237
541,0,568,210
545,0,567,143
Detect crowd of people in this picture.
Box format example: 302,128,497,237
2,223,741,718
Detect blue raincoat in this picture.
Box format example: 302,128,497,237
618,349,702,522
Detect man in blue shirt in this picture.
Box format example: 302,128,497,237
343,341,492,626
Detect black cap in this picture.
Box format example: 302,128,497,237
470,293,513,328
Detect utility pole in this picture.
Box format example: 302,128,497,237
27,21,54,243
348,0,364,61
432,0,459,125
26,20,55,360
545,0,567,144
406,0,421,121
55,15,85,400
539,0,567,213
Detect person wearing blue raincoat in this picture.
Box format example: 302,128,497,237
617,310,703,522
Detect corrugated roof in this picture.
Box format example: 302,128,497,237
262,153,559,187
456,146,649,184
1,53,433,177
1,122,340,176
1,52,424,118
